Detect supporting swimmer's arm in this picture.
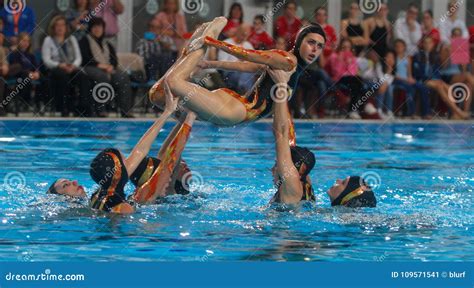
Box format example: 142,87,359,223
157,112,187,160
204,37,297,71
124,84,178,176
271,70,303,204
132,112,196,204
199,60,266,73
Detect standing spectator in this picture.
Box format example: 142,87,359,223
222,2,243,39
248,15,274,50
89,0,124,48
366,3,392,58
42,15,90,117
340,1,369,56
154,0,188,57
79,17,133,118
439,0,468,45
65,0,90,41
314,6,337,57
8,32,40,109
0,0,35,47
392,39,417,116
420,10,440,49
274,0,302,50
218,24,255,94
394,3,422,56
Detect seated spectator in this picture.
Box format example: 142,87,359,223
79,17,133,118
439,0,468,45
0,0,36,47
420,10,440,49
218,24,255,94
42,15,90,117
0,32,9,116
248,15,274,50
274,0,302,50
65,0,90,41
222,2,243,39
394,3,422,56
89,0,124,48
314,6,337,57
274,36,287,51
8,32,40,109
136,20,174,81
393,39,417,117
154,0,187,58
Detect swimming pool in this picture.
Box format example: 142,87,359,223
0,119,472,261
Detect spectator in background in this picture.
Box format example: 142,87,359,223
340,1,369,56
42,15,90,117
136,19,174,81
65,0,90,41
89,0,124,48
248,15,273,50
420,10,440,49
314,6,337,57
469,25,474,67
0,32,9,116
392,39,417,117
218,24,255,94
222,2,243,39
154,0,188,57
439,0,468,45
274,36,287,51
8,32,40,109
274,0,302,50
394,3,422,56
0,0,35,47
79,17,133,118
366,3,392,58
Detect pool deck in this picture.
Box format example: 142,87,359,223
0,116,473,125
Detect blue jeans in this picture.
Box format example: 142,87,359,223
375,83,393,112
393,79,415,116
413,82,431,116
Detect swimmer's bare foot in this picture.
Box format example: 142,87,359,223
187,17,227,53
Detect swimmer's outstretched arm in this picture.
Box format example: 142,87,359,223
199,60,266,73
132,110,196,204
271,70,303,204
124,84,178,176
204,37,297,71
156,112,188,160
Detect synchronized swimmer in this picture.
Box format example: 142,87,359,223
46,17,376,214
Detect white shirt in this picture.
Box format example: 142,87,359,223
394,17,422,56
217,38,254,62
41,36,82,69
438,17,469,44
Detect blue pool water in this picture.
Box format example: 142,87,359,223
0,120,472,261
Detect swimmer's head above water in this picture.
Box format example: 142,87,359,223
327,176,377,208
47,179,86,198
272,146,316,186
292,23,326,66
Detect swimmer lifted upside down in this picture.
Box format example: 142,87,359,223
47,84,196,214
149,17,326,132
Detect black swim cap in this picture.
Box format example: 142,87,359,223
89,148,129,195
293,23,326,67
46,179,59,194
331,176,377,208
290,146,315,179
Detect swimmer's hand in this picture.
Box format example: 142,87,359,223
164,81,178,113
197,60,211,69
267,68,295,84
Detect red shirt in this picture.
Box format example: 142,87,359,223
322,23,337,57
274,16,302,49
222,19,241,37
248,29,274,50
420,28,441,48
469,25,474,44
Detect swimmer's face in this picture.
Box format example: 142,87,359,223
327,177,350,201
299,33,325,65
54,179,86,198
176,161,191,182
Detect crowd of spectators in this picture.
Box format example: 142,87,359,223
0,0,472,120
